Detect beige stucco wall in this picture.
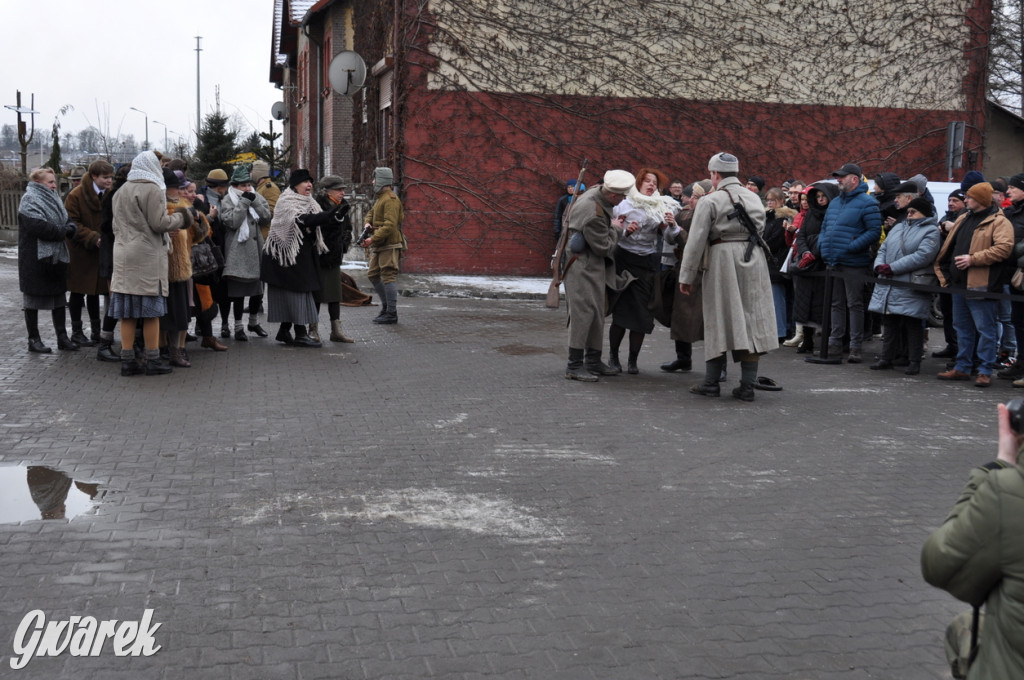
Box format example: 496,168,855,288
426,0,971,111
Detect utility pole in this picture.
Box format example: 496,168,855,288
4,90,38,176
195,36,203,139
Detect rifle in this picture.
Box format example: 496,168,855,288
546,159,588,309
723,187,772,264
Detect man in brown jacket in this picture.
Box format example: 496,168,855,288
64,160,114,347
935,182,1015,387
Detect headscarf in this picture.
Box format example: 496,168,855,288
127,150,165,189
19,179,71,264
263,187,328,267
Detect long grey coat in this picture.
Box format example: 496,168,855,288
868,216,940,320
110,180,189,297
220,189,271,281
678,177,778,360
563,187,634,350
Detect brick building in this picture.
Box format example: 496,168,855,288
271,0,993,275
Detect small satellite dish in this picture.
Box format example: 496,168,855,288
271,102,287,121
328,51,367,97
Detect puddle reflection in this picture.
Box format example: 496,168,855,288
0,466,103,523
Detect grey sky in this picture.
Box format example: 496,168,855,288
4,0,283,152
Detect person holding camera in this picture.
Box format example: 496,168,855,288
921,400,1024,679
220,165,272,341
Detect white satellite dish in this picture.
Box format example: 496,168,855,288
328,51,367,97
271,102,287,121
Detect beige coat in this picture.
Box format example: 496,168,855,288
110,180,190,297
678,177,778,360
563,187,634,350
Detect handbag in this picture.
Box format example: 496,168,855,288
910,267,939,288
945,606,982,679
191,241,224,284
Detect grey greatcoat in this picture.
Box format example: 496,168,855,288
110,180,190,297
868,216,940,320
563,187,634,350
678,176,778,360
220,189,271,281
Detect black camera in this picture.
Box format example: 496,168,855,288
1007,398,1024,433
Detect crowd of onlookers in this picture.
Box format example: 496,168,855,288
554,163,1024,389
15,150,391,377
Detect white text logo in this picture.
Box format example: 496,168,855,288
10,609,162,669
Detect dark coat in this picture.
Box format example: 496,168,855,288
765,206,796,284
260,212,328,293
18,213,72,297
97,177,125,280
315,196,352,269
64,177,107,295
791,183,839,326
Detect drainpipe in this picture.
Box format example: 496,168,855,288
301,11,324,179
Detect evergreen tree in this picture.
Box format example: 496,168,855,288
44,105,73,176
192,111,238,179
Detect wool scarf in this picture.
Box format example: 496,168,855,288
627,185,679,225
225,186,260,243
19,180,71,264
264,187,327,267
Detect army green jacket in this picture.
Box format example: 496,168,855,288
921,460,1024,680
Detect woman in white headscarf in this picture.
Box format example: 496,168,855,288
109,150,193,376
17,167,79,353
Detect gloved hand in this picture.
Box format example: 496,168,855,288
798,252,815,269
241,191,256,202
65,223,77,238
875,264,893,277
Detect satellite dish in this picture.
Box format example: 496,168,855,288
328,51,367,96
271,102,287,121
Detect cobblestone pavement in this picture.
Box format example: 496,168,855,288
0,252,1005,679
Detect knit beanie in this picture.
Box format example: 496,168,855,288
206,168,229,186
1009,174,1024,192
967,182,993,207
251,161,270,181
961,170,985,192
906,197,934,218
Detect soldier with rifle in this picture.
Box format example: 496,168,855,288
678,152,779,401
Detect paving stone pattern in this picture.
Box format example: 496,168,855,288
0,253,1002,678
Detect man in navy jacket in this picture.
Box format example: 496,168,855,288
817,163,882,362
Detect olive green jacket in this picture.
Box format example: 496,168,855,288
922,460,1024,680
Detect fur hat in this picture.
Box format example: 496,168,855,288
602,170,635,194
708,152,739,173
373,167,394,192
162,168,182,188
967,182,993,207
288,168,313,188
319,175,345,192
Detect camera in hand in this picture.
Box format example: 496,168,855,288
1007,397,1024,433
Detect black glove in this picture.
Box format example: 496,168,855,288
241,191,256,202
65,223,77,238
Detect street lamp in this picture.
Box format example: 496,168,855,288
129,107,148,150
153,121,171,152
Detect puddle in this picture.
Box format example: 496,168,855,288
0,466,104,523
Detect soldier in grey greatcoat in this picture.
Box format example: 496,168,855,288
563,170,636,381
678,153,779,401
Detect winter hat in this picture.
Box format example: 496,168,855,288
894,181,919,195
961,170,985,192
747,176,765,191
967,182,993,207
695,179,713,195
906,197,934,218
373,167,394,192
708,152,739,173
251,160,270,181
162,168,182,188
602,170,635,194
288,168,313,188
909,173,929,195
990,178,1008,194
230,165,252,185
206,168,229,186
831,162,862,178
319,175,346,192
1009,174,1024,192
174,170,192,190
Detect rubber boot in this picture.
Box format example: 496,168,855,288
330,319,355,343
566,348,598,381
584,348,619,376
374,283,398,324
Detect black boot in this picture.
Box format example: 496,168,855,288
276,324,295,345
607,349,622,373
584,348,619,376
566,348,598,381
292,326,322,348
795,328,814,354
732,382,755,402
56,333,80,351
371,280,388,321
627,350,639,375
660,342,692,372
71,325,95,347
373,283,399,324
96,337,120,362
120,349,143,377
28,337,52,354
690,382,720,397
144,349,173,375
90,319,101,344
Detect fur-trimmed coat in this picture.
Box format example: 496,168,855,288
166,198,209,283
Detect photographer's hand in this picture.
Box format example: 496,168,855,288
997,403,1023,465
